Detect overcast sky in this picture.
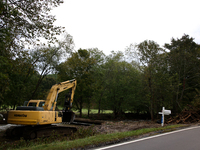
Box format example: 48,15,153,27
52,0,200,55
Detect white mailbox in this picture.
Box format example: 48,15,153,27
163,110,171,115
158,107,171,126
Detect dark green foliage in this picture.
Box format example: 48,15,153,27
0,0,65,108
1,0,64,46
135,40,166,120
165,34,200,113
125,35,200,120
57,48,104,117
92,51,144,118
54,35,200,120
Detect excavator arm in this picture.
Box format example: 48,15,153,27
43,79,77,111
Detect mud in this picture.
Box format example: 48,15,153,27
93,120,162,134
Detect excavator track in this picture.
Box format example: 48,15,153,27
6,125,77,140
5,126,25,139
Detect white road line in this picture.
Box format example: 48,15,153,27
94,126,200,150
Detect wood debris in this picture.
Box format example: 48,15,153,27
167,105,200,124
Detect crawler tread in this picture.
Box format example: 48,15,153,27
6,125,77,140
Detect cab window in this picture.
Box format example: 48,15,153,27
28,102,37,107
39,102,45,107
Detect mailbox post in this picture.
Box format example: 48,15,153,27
158,107,171,126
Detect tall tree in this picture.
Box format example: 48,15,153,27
30,33,74,99
94,51,143,118
128,40,165,120
1,0,64,48
165,34,200,112
57,48,103,117
0,0,65,108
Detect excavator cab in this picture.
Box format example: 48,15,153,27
27,100,45,107
16,100,46,111
23,101,28,106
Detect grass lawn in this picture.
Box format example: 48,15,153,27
73,108,113,114
57,106,113,114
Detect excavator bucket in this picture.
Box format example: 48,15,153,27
62,111,75,123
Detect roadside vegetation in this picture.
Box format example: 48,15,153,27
0,124,186,150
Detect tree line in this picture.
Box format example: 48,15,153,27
1,1,200,120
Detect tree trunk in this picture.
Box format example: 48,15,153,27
148,77,154,120
13,104,16,110
79,97,83,117
87,108,90,117
98,93,103,115
87,101,90,117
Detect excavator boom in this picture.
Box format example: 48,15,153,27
44,79,77,111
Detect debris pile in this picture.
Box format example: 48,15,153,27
167,105,200,124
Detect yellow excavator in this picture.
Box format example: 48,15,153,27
6,79,77,139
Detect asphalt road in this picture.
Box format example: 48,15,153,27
93,126,200,150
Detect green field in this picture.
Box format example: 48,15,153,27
73,108,113,114
56,106,113,114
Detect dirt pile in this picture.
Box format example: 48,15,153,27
94,120,161,134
